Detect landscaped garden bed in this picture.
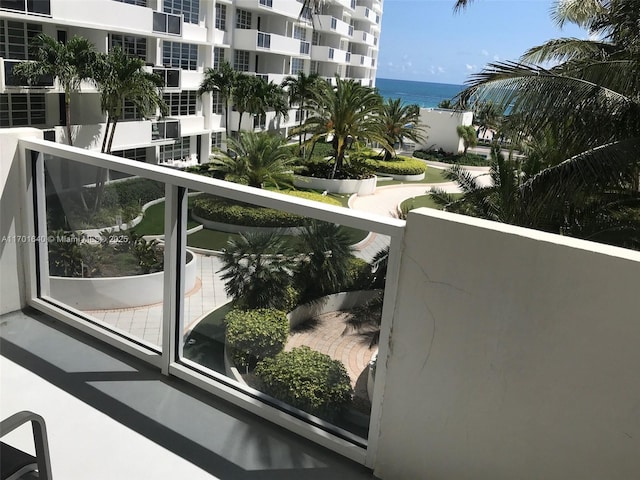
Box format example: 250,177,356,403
363,155,427,181
413,149,489,166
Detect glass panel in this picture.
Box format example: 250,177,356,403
41,154,166,350
0,0,25,12
167,14,181,35
153,11,165,33
180,182,379,441
27,0,50,14
166,68,180,88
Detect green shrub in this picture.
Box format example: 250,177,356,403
225,308,289,369
282,190,342,206
364,156,427,175
255,346,353,420
193,195,305,227
413,149,488,166
345,257,371,291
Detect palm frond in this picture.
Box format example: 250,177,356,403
522,38,615,64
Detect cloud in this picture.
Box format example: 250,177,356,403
466,64,477,71
387,61,393,67
493,55,500,61
402,54,410,60
406,61,412,67
481,49,489,56
429,65,436,74
437,66,445,73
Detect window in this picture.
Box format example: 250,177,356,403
122,99,145,120
160,136,190,162
310,60,318,74
153,11,181,35
113,0,147,6
163,0,199,25
215,3,226,30
211,90,223,115
0,20,42,60
109,34,147,60
0,92,45,127
236,9,251,29
291,58,304,74
162,41,198,70
163,91,197,116
312,31,319,46
253,114,266,130
259,0,272,7
213,47,224,70
233,50,250,72
0,0,50,15
211,131,223,149
293,26,306,41
111,147,147,162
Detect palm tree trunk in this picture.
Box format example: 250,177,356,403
224,97,230,139
93,117,118,213
238,111,243,133
65,90,73,146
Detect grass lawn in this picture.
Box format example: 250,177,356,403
132,197,200,235
401,193,463,211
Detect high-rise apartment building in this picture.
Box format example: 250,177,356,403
0,0,382,164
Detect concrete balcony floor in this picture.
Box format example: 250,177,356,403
0,309,375,480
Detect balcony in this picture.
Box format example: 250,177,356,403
2,129,640,480
150,66,181,89
313,15,353,37
353,29,376,47
311,46,350,63
349,54,374,67
151,119,180,141
0,0,50,15
1,59,54,91
153,11,182,35
235,0,304,19
234,30,302,57
354,6,377,24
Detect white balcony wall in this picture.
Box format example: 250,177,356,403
374,208,640,480
311,46,349,63
52,0,152,35
180,70,203,90
209,114,224,131
353,29,376,46
55,120,152,151
350,54,373,67
236,0,303,19
417,108,473,154
214,29,230,45
354,6,377,24
178,116,206,136
182,23,207,43
314,15,353,37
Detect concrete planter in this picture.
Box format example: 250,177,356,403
287,290,381,329
367,350,378,402
376,171,425,182
50,250,197,310
190,212,305,236
293,175,377,196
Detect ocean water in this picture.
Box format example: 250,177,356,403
375,78,464,108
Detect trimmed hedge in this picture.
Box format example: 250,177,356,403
255,346,353,420
364,156,427,175
192,192,341,227
225,308,289,369
413,149,488,166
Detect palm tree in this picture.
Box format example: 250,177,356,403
208,131,295,189
472,101,502,140
456,125,477,154
454,0,640,247
262,81,290,128
218,232,297,310
282,71,321,149
91,47,166,211
379,98,427,160
295,220,356,303
13,34,96,146
437,99,454,109
233,74,263,133
198,61,236,139
298,76,391,178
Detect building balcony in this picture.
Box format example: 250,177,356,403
1,129,639,480
235,0,305,19
349,53,375,68
1,59,54,93
233,30,305,57
353,6,378,24
48,0,182,37
352,29,376,47
313,15,354,37
311,46,350,63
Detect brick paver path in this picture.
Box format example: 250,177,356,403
285,311,375,398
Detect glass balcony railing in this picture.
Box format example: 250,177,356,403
300,41,310,55
152,119,180,140
0,0,50,15
152,67,180,88
258,0,273,7
153,11,182,35
19,137,405,458
3,59,54,87
257,32,271,49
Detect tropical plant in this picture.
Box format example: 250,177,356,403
198,61,236,138
472,101,502,140
225,308,289,369
437,99,454,109
233,73,263,132
295,220,356,302
254,346,353,421
454,0,640,248
209,131,296,189
456,125,478,154
217,231,298,310
297,76,391,179
379,98,427,160
91,46,166,211
262,81,290,127
282,71,321,150
13,34,96,146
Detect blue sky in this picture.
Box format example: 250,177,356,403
376,0,588,85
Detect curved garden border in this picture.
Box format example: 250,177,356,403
50,250,198,310
190,212,305,236
293,175,377,196
375,171,425,182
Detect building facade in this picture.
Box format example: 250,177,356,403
0,0,382,164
